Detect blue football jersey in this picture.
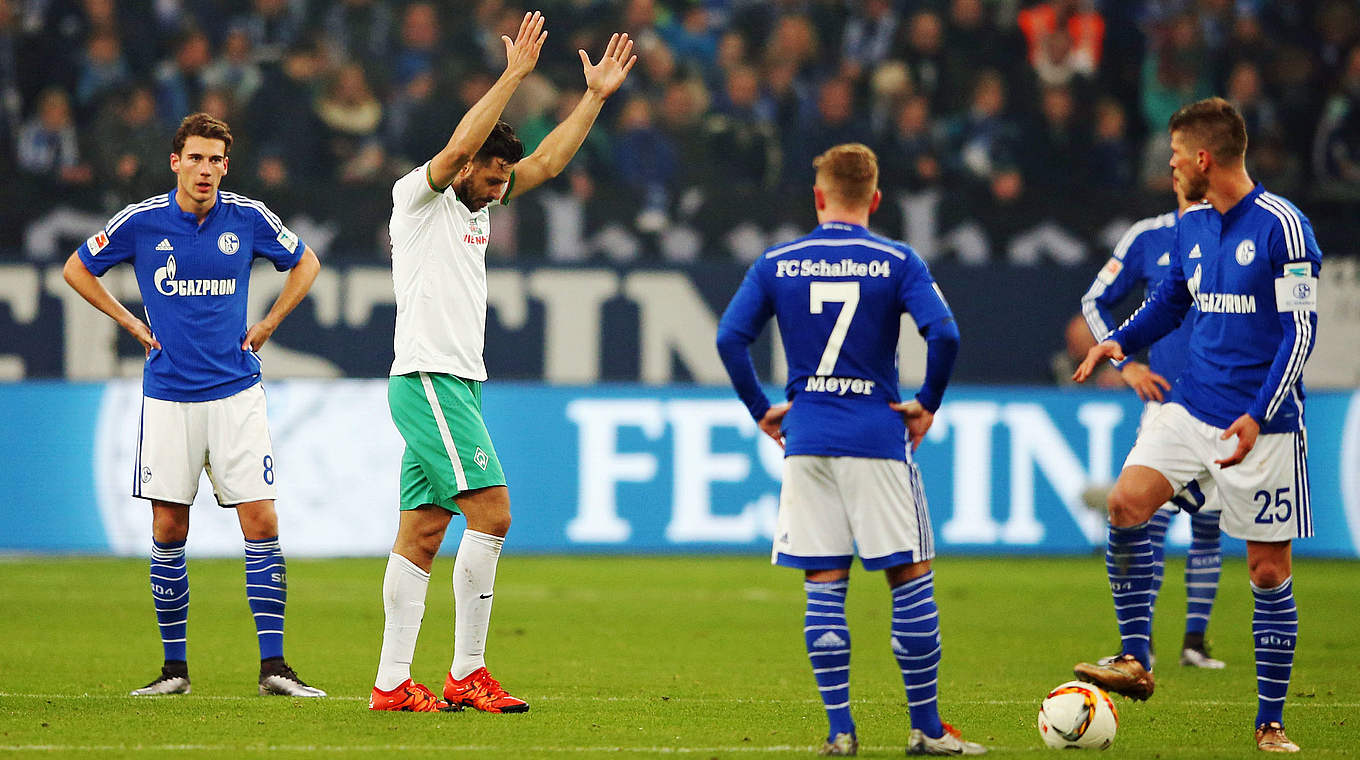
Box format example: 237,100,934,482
1081,210,1191,382
1111,185,1321,433
77,190,305,402
716,222,954,460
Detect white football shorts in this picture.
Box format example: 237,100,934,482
1140,402,1221,516
1123,402,1311,541
134,383,278,506
773,455,934,571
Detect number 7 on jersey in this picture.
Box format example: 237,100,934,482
809,281,860,375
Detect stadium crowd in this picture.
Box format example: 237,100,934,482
2,0,1359,260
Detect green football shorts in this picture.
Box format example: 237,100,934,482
388,372,507,512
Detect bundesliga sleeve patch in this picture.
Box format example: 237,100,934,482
87,230,109,255
276,226,299,254
1275,275,1317,312
1097,257,1122,285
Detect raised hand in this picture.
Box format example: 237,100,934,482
580,33,637,99
502,11,547,79
1073,340,1126,383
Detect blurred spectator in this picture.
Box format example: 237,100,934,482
765,58,812,174
1087,97,1134,191
315,63,384,184
876,93,947,194
1030,28,1096,90
386,70,457,168
74,29,130,117
154,30,211,128
703,64,779,190
392,2,440,88
762,14,822,83
866,59,911,135
245,41,325,184
1314,44,1360,193
839,0,898,83
660,4,718,76
1052,313,1122,388
613,95,677,232
796,76,873,184
16,87,94,196
898,9,947,111
90,83,163,202
941,68,1020,185
1022,84,1089,197
0,0,19,161
231,0,304,65
657,78,713,188
202,26,263,108
1226,60,1281,150
321,0,394,73
942,0,1025,114
1017,0,1105,71
1140,13,1212,134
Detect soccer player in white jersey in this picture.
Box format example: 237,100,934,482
368,11,635,713
717,144,984,757
1073,98,1320,753
62,112,325,697
1081,179,1228,670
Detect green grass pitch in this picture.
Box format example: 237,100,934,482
1,554,1356,758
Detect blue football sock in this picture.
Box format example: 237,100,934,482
1185,511,1221,637
244,536,287,661
804,579,854,741
1106,523,1154,668
1252,577,1297,727
150,539,189,663
891,571,944,739
1145,509,1172,621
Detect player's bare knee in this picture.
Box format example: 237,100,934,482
1106,487,1150,527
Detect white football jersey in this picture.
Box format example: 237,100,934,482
388,162,499,380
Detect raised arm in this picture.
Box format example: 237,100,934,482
507,32,636,200
428,11,547,190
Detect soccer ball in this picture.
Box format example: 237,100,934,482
1037,680,1119,749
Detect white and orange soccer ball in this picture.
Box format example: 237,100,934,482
1037,680,1119,749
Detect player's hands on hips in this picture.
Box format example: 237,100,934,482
758,403,790,450
1072,340,1126,383
502,11,547,79
891,399,933,452
1120,361,1171,402
243,320,277,352
581,33,637,99
1215,413,1260,468
125,318,160,356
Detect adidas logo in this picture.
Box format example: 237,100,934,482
1188,244,1202,259
812,631,847,648
155,238,174,251
1156,251,1170,266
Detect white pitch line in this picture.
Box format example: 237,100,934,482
0,745,836,754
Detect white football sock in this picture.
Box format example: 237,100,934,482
374,552,430,691
450,529,504,681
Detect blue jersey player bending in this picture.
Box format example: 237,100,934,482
62,113,325,698
717,144,983,757
1081,179,1227,670
1073,98,1319,753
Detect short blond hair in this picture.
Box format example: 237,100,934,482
813,143,878,206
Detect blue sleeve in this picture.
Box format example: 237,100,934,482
1081,229,1144,341
716,263,775,421
899,256,957,412
1247,215,1322,425
249,203,305,272
76,209,138,276
1110,226,1192,356
915,317,959,413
